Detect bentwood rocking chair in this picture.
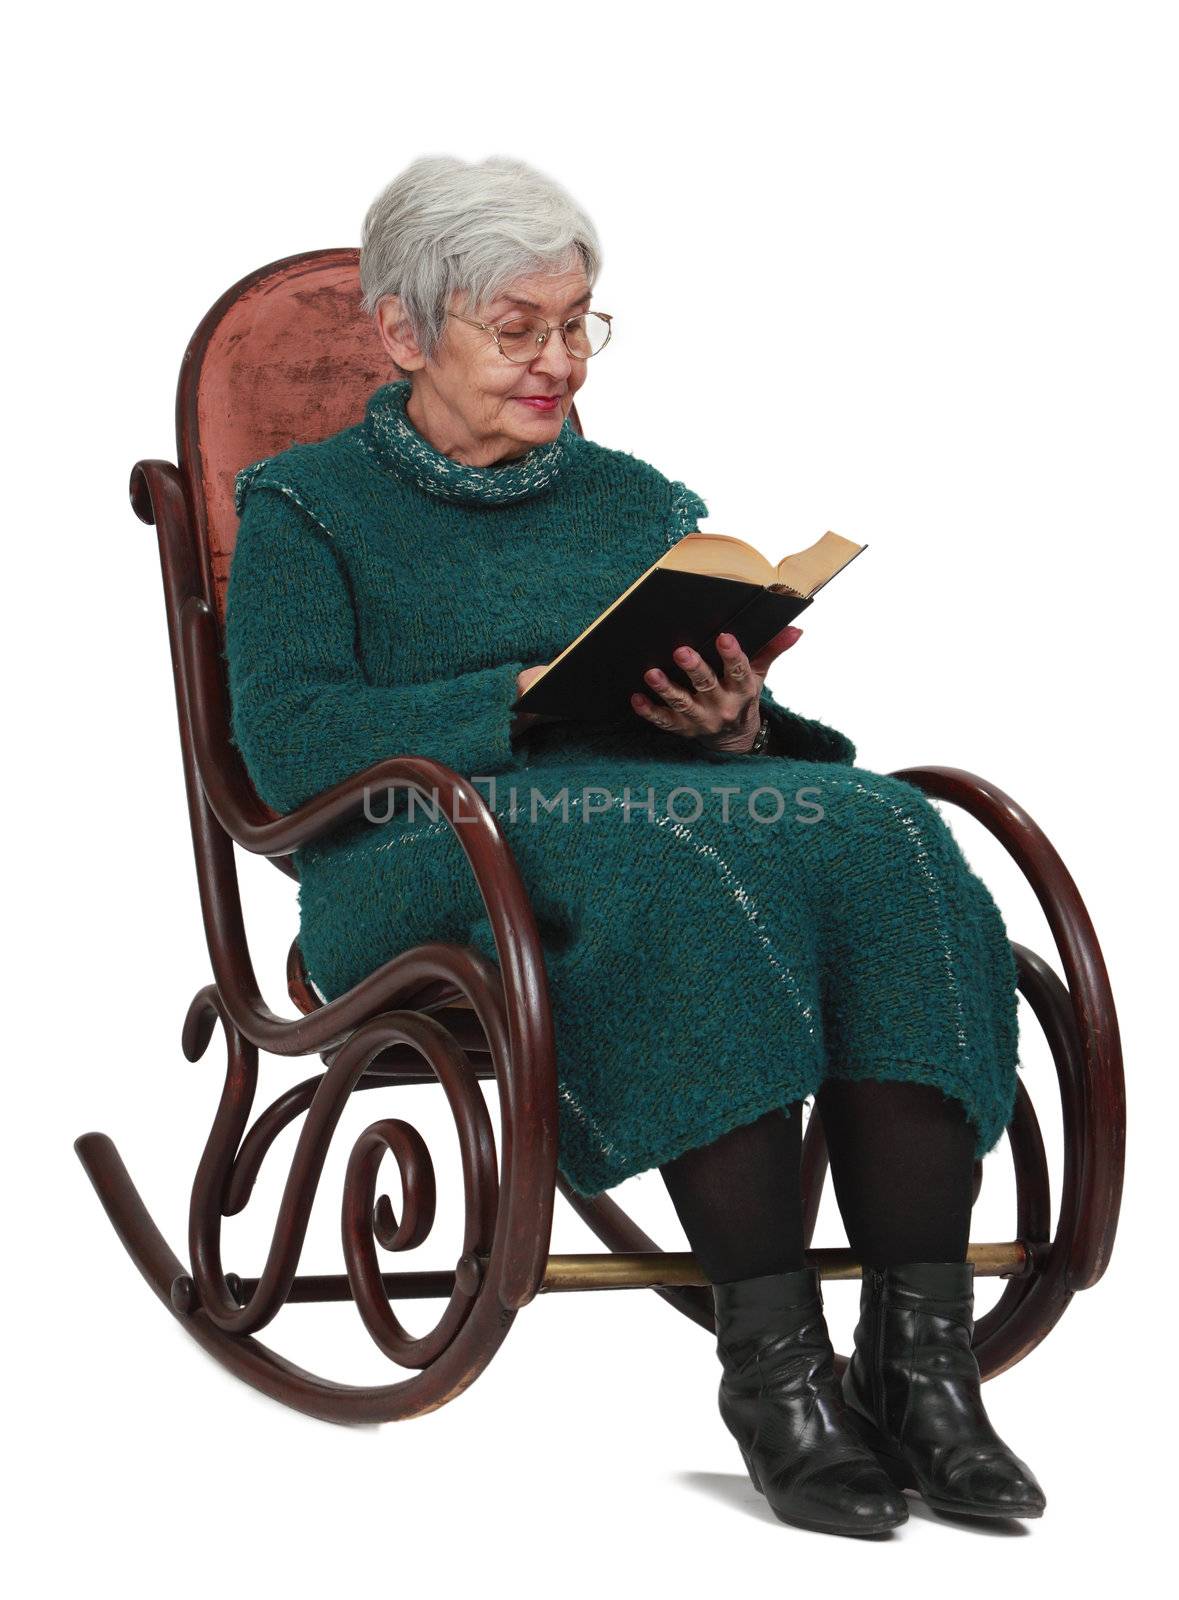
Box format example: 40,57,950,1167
75,249,1127,1424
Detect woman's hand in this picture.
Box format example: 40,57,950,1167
510,663,559,741
630,625,804,753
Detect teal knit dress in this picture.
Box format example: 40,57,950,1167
225,379,1020,1198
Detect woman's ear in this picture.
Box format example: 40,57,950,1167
375,294,425,375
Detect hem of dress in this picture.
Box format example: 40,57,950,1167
555,1041,1018,1197
555,1060,830,1199
824,1054,1018,1163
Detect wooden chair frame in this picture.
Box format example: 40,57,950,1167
75,250,1126,1425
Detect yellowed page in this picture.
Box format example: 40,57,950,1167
774,531,865,597
658,530,863,596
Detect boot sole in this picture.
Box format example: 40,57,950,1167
843,1409,1046,1520
739,1447,908,1537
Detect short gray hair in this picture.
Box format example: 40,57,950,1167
359,154,603,372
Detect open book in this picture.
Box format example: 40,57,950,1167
514,530,867,722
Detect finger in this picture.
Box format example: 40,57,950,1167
630,691,680,731
641,665,705,724
748,624,804,679
671,644,722,696
715,632,756,691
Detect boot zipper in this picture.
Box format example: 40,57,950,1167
872,1268,885,1421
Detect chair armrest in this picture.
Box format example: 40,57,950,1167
179,586,552,1046
891,764,1125,1290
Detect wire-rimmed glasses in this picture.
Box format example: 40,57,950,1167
449,310,613,364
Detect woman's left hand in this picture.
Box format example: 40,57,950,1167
630,625,804,752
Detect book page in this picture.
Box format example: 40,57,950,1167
775,531,866,597
657,532,776,585
659,529,866,597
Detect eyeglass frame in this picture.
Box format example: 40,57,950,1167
448,309,613,363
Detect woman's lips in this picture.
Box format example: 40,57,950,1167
515,395,562,411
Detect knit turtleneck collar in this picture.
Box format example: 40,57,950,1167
360,379,581,506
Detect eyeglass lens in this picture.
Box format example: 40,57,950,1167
497,312,611,362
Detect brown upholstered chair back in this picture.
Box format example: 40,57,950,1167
177,249,389,623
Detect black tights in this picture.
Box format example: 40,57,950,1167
658,1078,976,1284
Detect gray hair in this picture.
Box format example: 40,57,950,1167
359,154,603,373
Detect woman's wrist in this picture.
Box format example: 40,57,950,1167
700,706,769,756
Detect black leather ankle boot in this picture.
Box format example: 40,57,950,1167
841,1261,1047,1519
712,1266,908,1536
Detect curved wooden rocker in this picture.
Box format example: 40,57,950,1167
75,250,1127,1424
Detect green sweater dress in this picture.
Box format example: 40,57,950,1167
225,379,1020,1198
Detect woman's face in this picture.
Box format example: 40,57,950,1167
376,264,592,468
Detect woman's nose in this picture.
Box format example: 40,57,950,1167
532,328,573,378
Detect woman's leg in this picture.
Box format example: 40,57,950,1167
821,1078,1047,1517
816,1078,976,1266
658,1103,805,1282
668,1101,909,1533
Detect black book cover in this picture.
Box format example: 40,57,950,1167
515,568,815,722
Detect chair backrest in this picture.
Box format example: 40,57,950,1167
177,248,585,624
178,249,389,623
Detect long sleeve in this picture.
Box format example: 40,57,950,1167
223,485,528,815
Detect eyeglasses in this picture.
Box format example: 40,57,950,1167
449,309,613,364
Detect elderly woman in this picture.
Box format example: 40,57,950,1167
225,154,1045,1536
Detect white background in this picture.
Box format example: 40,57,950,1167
10,0,1175,1591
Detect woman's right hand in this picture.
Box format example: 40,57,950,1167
511,664,557,740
